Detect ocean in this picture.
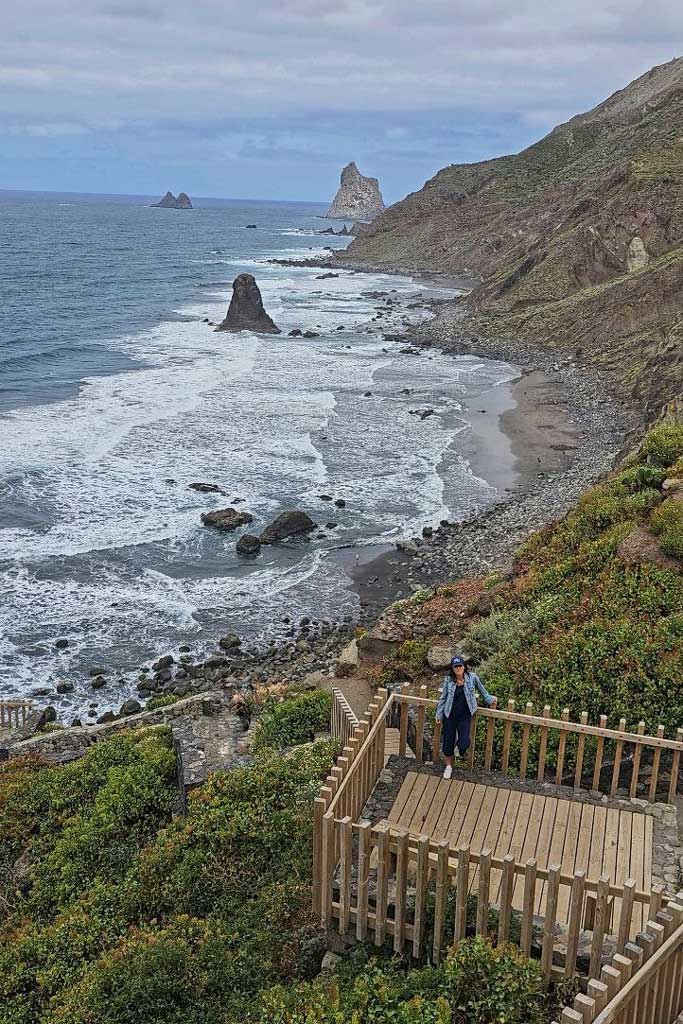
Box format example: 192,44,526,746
0,191,517,716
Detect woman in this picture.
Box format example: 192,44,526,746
435,655,497,779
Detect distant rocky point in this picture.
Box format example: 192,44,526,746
151,191,193,210
326,162,385,221
215,273,281,334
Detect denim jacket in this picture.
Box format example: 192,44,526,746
435,672,496,719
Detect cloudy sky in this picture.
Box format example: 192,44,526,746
2,0,682,202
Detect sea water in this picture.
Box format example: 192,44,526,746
0,191,517,714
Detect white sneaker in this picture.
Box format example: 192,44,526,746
443,765,453,780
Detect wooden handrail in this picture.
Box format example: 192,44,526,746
394,695,683,753
0,699,33,728
591,918,683,1022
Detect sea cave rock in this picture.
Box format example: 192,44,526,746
215,273,281,334
259,510,316,544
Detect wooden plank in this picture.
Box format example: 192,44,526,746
356,821,370,941
530,796,559,916
519,702,533,778
421,777,454,836
564,870,586,977
573,802,595,876
629,721,646,798
555,708,570,784
537,704,551,782
470,787,511,895
649,724,665,801
512,794,546,907
432,839,449,963
500,699,515,773
557,802,583,923
476,849,492,938
339,817,353,935
488,788,523,902
538,797,569,914
497,854,515,945
587,804,607,882
393,770,430,827
610,717,627,796
453,783,488,850
574,711,589,789
374,825,390,946
400,774,438,833
542,864,561,981
393,829,409,952
431,779,472,841
388,772,420,825
592,714,608,792
412,834,430,958
439,780,477,845
629,811,645,929
454,845,469,941
465,786,499,877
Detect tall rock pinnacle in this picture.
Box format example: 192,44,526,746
215,274,281,334
326,162,385,221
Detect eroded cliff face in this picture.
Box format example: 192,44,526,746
341,58,683,421
326,162,385,220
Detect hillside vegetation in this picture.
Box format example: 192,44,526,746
343,58,683,419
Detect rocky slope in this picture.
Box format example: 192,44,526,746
326,161,385,220
341,58,683,421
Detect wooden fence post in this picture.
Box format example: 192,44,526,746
648,724,665,802
415,685,426,762
610,718,627,796
501,699,515,774
565,869,586,977
520,859,537,956
589,874,611,981
629,722,646,798
476,848,492,938
498,854,515,946
412,834,430,959
356,821,370,941
537,704,551,781
542,864,561,981
455,844,470,942
574,711,589,790
374,824,390,947
556,708,570,785
519,702,533,778
592,714,608,792
432,839,449,963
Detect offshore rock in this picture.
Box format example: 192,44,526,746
151,191,193,209
259,510,316,544
326,162,385,220
215,273,281,334
236,533,262,556
201,508,254,531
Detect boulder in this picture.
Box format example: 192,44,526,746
120,699,143,716
56,680,74,694
201,507,254,531
189,482,226,494
617,524,681,572
219,633,241,651
215,273,281,334
236,533,262,556
427,644,457,671
326,161,385,220
356,625,404,662
336,638,359,671
259,510,316,544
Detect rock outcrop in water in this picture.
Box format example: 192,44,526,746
215,274,281,334
151,191,193,209
259,510,315,544
326,162,385,221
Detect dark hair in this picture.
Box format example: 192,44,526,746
449,659,468,680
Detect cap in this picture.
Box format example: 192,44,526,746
450,655,465,668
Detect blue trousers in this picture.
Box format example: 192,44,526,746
441,700,472,757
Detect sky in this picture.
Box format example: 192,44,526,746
2,1,683,203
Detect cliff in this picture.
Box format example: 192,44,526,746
342,58,683,420
326,161,385,220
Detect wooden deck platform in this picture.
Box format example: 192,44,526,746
382,771,654,930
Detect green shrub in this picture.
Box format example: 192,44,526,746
255,938,563,1024
650,498,683,536
144,693,181,711
251,690,332,752
396,639,430,672
641,425,683,467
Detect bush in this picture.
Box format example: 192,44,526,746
144,694,181,711
255,938,563,1024
251,690,332,752
640,425,683,467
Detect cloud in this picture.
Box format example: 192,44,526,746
0,1,682,197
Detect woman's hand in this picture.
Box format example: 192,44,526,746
490,697,498,708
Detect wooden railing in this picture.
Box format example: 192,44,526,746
556,896,683,1024
398,687,683,804
312,687,683,983
321,819,653,979
0,700,33,729
330,688,359,748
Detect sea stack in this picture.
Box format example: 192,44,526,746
326,162,385,220
151,191,193,209
215,273,281,334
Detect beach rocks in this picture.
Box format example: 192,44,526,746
201,507,254,531
326,161,385,220
236,533,261,556
260,510,316,544
215,273,281,334
303,331,319,338
151,191,193,209
56,681,74,694
219,633,241,651
189,482,226,494
55,638,69,649
316,272,339,279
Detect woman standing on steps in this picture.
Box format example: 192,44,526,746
435,655,497,780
